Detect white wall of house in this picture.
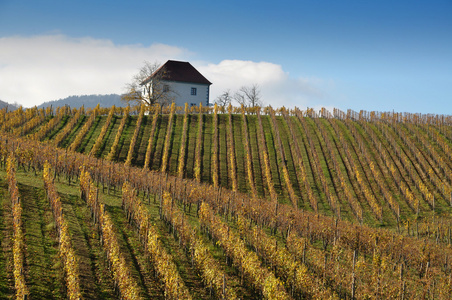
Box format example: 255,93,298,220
164,81,210,107
142,80,210,107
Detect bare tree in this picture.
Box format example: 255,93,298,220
215,89,232,107
233,84,262,108
122,61,176,107
233,90,246,107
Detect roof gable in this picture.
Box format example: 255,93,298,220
142,60,212,85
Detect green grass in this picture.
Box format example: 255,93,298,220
263,115,289,203
105,205,163,299
117,115,136,162
333,119,397,226
27,115,53,136
276,116,305,207
61,192,117,299
246,115,266,197
167,114,182,174
151,115,168,171
132,115,151,166
98,115,120,159
61,115,87,148
0,179,14,299
184,114,198,178
45,116,69,142
77,115,105,153
19,181,66,299
201,114,213,184
302,117,339,217
231,114,247,193
218,114,229,189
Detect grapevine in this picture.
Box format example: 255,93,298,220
6,154,29,300
177,103,189,178
106,105,130,161
43,162,82,300
125,103,145,166
160,103,176,173
89,105,116,157
143,104,160,169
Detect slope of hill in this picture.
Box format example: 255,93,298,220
0,99,18,110
37,94,127,109
5,104,452,225
1,104,452,299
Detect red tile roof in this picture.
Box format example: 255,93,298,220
141,60,212,85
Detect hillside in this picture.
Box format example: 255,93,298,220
37,94,127,109
1,103,452,299
3,103,452,224
0,99,18,110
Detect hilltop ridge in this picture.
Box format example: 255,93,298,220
37,94,126,109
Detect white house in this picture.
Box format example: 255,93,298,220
141,60,212,107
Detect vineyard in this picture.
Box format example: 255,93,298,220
1,103,452,299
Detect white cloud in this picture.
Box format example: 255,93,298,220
198,60,333,108
0,34,333,109
0,34,189,107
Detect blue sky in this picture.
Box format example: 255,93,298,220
0,0,451,114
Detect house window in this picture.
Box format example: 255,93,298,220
191,87,197,96
190,103,197,107
163,84,169,92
